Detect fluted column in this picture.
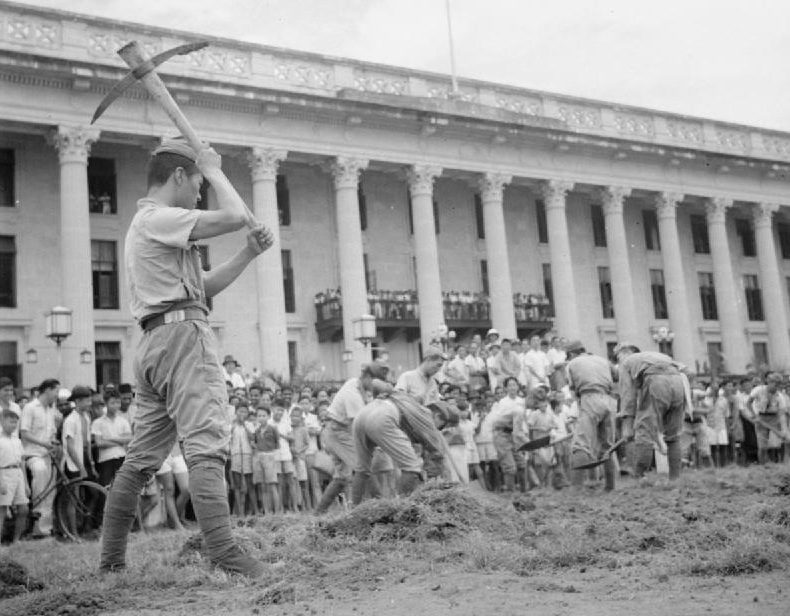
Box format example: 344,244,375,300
538,180,580,339
407,165,444,351
654,192,694,365
479,172,516,339
50,125,100,387
753,203,790,367
248,147,289,379
705,198,749,373
331,157,370,377
598,186,640,344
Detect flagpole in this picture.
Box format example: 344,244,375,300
445,0,459,97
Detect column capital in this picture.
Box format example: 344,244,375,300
407,164,442,197
49,125,100,164
654,192,684,219
537,179,574,208
753,202,780,228
704,197,734,224
478,172,512,202
331,156,368,190
597,186,632,216
248,147,288,182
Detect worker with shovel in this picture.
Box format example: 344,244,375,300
564,341,617,490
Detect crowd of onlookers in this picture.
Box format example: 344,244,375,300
0,329,788,544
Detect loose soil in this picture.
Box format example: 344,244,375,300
2,465,790,615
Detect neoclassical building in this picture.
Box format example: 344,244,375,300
1,1,790,389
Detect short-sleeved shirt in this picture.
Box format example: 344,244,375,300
62,410,91,473
91,414,132,463
20,399,59,457
750,385,788,418
327,378,366,425
125,198,207,321
395,370,440,405
566,354,613,395
0,431,24,468
1,400,21,436
253,424,279,453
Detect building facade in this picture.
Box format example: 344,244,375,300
1,1,790,389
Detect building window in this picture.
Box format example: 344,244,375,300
598,266,614,318
95,342,121,390
358,183,367,231
88,157,117,214
0,341,19,385
690,214,710,254
433,198,440,234
658,341,674,357
736,219,756,257
197,179,211,211
407,191,414,235
91,240,119,310
282,249,295,313
707,342,724,375
198,245,212,311
474,193,485,239
743,274,764,321
753,342,769,370
0,149,14,207
591,204,607,248
0,236,16,308
542,263,554,317
650,269,668,319
277,174,290,226
536,200,548,244
363,253,376,292
480,259,489,295
643,209,661,250
287,341,297,382
778,223,790,259
698,272,717,320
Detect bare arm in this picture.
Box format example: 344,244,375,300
203,245,257,298
65,436,84,475
189,149,250,241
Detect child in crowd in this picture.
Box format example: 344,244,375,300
289,407,310,511
442,407,469,484
0,409,28,543
271,402,300,512
91,389,132,488
458,399,487,490
230,400,257,516
526,390,560,488
474,398,498,490
251,406,281,514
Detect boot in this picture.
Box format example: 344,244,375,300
189,460,264,578
397,471,422,496
633,443,655,478
315,478,347,514
350,472,370,506
666,440,682,480
603,458,616,492
503,472,515,492
13,507,28,543
100,465,148,571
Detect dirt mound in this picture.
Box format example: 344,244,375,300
0,559,45,599
1,590,111,616
318,482,511,542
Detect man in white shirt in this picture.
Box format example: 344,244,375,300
395,347,445,405
92,389,132,487
445,345,471,388
62,386,96,480
522,335,550,391
222,355,247,390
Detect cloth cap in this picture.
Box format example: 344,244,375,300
423,345,448,361
564,339,585,354
57,388,71,401
153,136,201,162
68,385,93,402
613,342,640,355
222,355,239,367
486,328,499,337
361,362,390,380
118,383,133,395
766,373,784,384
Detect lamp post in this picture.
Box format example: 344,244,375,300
351,314,377,348
46,306,72,381
651,326,675,357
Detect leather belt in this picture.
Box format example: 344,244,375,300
141,307,207,332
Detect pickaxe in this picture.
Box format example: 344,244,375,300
91,40,260,230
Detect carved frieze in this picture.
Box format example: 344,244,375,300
494,95,542,116
557,104,602,129
5,13,60,48
666,120,704,144
763,135,790,159
275,62,333,89
614,112,654,137
353,70,408,96
716,128,750,152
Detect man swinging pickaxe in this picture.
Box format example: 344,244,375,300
91,40,265,234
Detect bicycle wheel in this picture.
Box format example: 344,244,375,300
54,480,108,542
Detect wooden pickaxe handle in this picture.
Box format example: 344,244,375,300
117,41,258,229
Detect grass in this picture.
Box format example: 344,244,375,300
1,465,790,615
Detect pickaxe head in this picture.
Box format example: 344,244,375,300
90,40,209,124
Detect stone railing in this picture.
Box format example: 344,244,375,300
314,289,553,324
1,2,785,162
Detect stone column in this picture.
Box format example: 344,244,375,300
654,192,695,366
331,157,371,377
705,197,749,373
598,186,641,344
538,180,580,339
753,203,790,367
50,125,100,387
407,165,444,351
248,147,290,380
479,172,516,339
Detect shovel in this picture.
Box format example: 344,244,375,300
517,433,573,452
572,436,632,470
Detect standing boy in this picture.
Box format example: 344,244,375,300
0,409,28,543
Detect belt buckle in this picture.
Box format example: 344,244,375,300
164,309,186,325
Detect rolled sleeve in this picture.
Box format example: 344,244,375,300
141,207,201,249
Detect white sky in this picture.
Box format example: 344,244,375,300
14,0,790,132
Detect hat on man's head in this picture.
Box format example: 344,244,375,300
57,388,71,401
153,135,203,162
423,345,449,361
222,355,239,367
361,362,390,381
613,342,640,356
564,339,585,355
486,328,499,338
766,373,784,385
118,383,133,395
68,385,93,402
